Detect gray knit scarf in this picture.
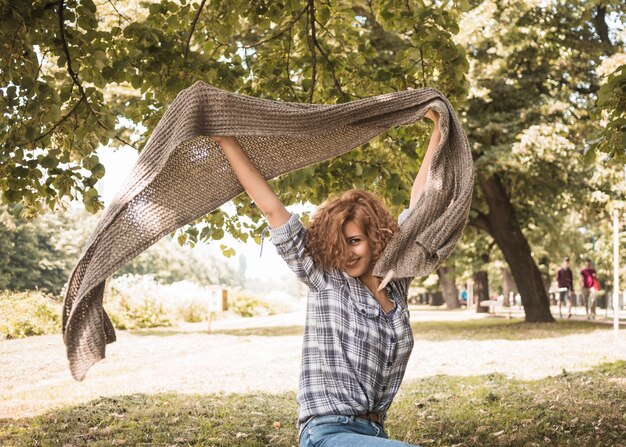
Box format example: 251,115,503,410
62,81,474,380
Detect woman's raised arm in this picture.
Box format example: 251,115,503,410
409,109,441,209
212,136,291,229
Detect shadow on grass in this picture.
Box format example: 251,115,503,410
1,362,624,447
127,318,612,341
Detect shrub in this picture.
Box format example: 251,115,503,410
176,300,206,322
230,292,275,318
106,275,172,329
165,280,214,323
0,290,61,339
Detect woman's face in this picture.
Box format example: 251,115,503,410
342,220,375,278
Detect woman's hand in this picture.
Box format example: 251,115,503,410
425,109,440,124
210,135,237,145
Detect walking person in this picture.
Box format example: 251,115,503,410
210,110,443,447
580,258,599,320
556,257,575,318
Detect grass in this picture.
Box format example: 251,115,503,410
407,318,614,341
1,361,624,447
137,317,614,341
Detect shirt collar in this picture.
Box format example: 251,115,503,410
341,271,394,318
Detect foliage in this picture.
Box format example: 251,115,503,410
106,274,173,329
176,299,206,323
0,204,97,294
452,0,625,303
229,291,276,318
161,279,217,322
588,62,626,162
0,290,61,339
1,361,624,446
115,235,242,288
0,203,242,296
464,0,619,230
0,0,470,239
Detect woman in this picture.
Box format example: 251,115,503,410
211,109,440,447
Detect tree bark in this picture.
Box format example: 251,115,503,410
437,265,460,309
473,270,489,313
429,291,444,306
476,174,555,322
501,267,516,307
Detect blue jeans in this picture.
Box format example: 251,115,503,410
299,415,422,447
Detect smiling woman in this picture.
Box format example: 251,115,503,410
211,108,441,447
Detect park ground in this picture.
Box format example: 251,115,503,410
1,306,625,446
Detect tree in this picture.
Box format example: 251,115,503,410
460,0,624,321
0,204,242,295
588,63,626,163
436,265,460,309
1,0,469,222
0,205,97,294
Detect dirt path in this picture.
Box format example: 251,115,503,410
1,309,625,419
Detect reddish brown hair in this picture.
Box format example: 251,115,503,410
304,189,399,271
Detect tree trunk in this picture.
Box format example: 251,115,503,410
437,265,460,309
501,267,516,307
473,270,489,313
429,291,444,306
473,174,555,322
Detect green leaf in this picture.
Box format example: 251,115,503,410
83,0,97,12
131,75,142,89
90,163,106,179
83,155,99,170
355,162,363,176
82,187,103,214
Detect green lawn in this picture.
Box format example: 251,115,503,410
154,317,613,341
2,361,624,447
408,318,616,341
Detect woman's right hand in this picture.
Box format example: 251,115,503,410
210,135,237,145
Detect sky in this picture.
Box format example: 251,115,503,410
96,145,315,282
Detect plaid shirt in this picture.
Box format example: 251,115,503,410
269,209,414,439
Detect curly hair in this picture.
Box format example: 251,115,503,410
304,189,400,272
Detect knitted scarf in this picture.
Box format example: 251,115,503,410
62,81,474,381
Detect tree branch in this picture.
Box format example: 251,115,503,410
58,0,84,97
107,0,131,27
285,26,301,102
469,210,491,233
55,0,135,150
419,47,426,87
308,0,317,103
241,6,307,49
15,97,85,146
592,5,613,50
184,0,207,61
313,40,348,101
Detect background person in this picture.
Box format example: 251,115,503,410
580,258,598,320
556,256,575,318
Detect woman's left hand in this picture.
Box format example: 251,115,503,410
425,109,440,123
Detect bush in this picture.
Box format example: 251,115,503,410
106,275,172,329
165,280,213,323
176,300,206,322
0,290,61,339
230,292,275,318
